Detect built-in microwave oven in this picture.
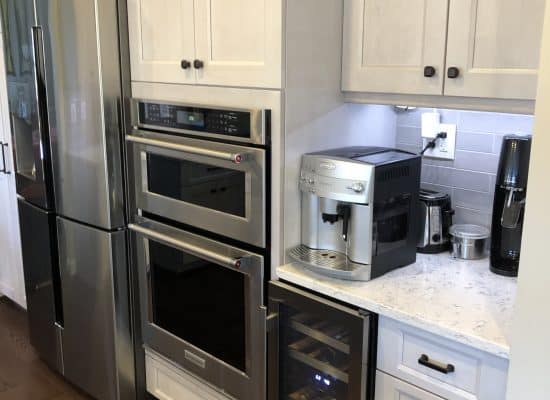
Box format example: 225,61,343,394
127,99,270,248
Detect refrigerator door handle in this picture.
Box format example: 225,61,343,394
0,141,4,174
30,26,49,147
1,142,10,174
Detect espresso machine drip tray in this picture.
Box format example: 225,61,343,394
288,245,372,281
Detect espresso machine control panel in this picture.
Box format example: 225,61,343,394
299,155,374,204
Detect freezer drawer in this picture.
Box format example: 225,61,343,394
18,199,63,372
268,281,376,400
57,217,134,400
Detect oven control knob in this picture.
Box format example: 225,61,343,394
432,234,441,243
349,183,365,193
307,177,315,185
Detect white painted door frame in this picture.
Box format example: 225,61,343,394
507,1,550,398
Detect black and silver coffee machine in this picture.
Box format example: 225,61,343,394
289,147,421,281
490,135,532,277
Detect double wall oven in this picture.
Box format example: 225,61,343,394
127,98,270,400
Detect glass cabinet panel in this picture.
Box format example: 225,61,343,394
280,305,353,399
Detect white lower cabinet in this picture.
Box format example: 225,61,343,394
377,317,508,400
375,371,444,400
145,348,235,400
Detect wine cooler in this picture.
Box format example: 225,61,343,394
268,281,376,400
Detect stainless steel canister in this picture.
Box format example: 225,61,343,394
449,224,490,260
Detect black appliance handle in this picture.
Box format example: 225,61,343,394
0,142,10,174
31,26,50,157
444,208,455,226
418,354,455,374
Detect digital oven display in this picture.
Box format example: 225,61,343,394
176,110,205,127
138,101,253,139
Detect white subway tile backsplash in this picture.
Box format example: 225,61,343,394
421,165,492,192
420,165,454,185
452,188,494,212
396,107,533,226
457,111,501,133
396,126,422,146
453,151,500,174
456,131,494,153
486,113,534,135
454,207,492,228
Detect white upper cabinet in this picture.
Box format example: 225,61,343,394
342,0,546,102
343,0,449,95
445,0,545,100
128,0,282,88
194,0,282,88
128,0,196,84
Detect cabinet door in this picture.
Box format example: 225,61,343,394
342,0,449,95
445,0,545,100
375,371,444,400
193,0,282,88
128,0,196,84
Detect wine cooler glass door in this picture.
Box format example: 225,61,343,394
268,281,373,400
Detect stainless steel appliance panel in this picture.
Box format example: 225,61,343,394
36,0,125,229
18,198,63,373
268,281,372,400
131,217,266,400
128,131,266,247
57,217,132,400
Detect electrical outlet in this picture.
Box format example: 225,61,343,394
422,124,457,160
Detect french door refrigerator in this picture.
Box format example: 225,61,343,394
2,0,134,399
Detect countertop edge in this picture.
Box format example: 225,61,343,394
277,266,511,360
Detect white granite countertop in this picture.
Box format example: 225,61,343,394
277,253,517,359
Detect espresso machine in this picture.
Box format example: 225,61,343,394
490,135,532,277
289,147,421,281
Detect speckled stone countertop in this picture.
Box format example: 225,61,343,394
277,253,517,359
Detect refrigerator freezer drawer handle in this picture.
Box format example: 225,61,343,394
129,223,247,270
126,134,248,164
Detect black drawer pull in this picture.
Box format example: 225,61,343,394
418,354,455,374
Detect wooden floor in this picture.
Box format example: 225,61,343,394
0,296,91,400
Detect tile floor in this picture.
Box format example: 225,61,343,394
0,297,91,400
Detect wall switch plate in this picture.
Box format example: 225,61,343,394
422,123,457,160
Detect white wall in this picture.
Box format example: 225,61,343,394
506,1,550,398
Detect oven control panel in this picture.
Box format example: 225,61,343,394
137,101,255,139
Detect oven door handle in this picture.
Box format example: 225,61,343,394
129,223,248,270
126,134,248,164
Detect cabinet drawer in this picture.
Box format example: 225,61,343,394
145,348,235,400
375,371,444,400
377,317,508,400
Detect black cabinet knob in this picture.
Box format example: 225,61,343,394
424,66,436,78
193,59,204,69
181,60,191,70
447,67,460,79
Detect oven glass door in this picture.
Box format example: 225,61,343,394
148,237,246,370
128,131,266,248
132,218,266,400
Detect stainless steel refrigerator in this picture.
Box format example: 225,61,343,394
1,0,134,399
